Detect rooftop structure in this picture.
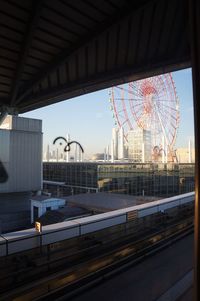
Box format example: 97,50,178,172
31,196,90,225
66,192,159,212
31,197,65,223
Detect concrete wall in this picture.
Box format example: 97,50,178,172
0,192,31,233
0,116,42,232
0,116,42,193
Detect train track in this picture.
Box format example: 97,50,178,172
0,216,193,301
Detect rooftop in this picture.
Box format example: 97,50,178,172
35,204,90,226
31,196,65,202
66,192,160,212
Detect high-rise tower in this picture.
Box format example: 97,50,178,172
127,129,151,162
118,127,124,160
110,128,118,161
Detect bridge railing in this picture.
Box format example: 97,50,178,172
0,192,194,257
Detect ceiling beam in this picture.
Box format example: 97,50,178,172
11,0,42,106
15,0,158,105
18,56,190,113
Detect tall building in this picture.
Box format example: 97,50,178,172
47,144,50,162
118,127,124,160
110,128,118,161
127,129,152,162
0,115,42,233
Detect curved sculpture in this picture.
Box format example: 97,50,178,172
64,141,84,153
53,136,68,146
53,137,84,153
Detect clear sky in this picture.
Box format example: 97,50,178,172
21,68,194,158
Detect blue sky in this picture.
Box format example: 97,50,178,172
21,68,194,157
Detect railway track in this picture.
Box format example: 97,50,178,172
0,216,193,301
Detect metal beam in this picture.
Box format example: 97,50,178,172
10,0,42,106
15,0,159,105
18,57,190,113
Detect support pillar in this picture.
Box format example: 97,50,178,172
0,111,7,126
189,1,200,300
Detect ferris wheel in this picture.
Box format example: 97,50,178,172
109,73,179,160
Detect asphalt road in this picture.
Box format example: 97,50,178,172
70,234,194,301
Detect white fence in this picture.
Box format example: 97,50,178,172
0,192,194,257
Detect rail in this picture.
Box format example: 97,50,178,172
0,192,194,257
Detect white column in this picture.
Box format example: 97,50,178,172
107,145,109,161
104,148,106,161
162,135,165,163
66,133,70,162
111,139,114,162
56,148,58,162
165,144,168,163
188,139,192,163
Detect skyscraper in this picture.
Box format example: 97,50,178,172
127,129,152,162
47,144,50,162
118,127,124,160
110,127,118,161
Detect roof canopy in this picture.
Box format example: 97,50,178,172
0,0,190,113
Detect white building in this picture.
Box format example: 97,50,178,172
0,115,42,232
127,129,152,162
0,115,42,193
31,196,65,223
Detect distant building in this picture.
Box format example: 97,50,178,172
43,162,194,199
110,127,125,161
127,129,152,162
91,153,105,161
176,147,195,163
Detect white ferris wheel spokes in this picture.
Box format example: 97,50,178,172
110,73,179,161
